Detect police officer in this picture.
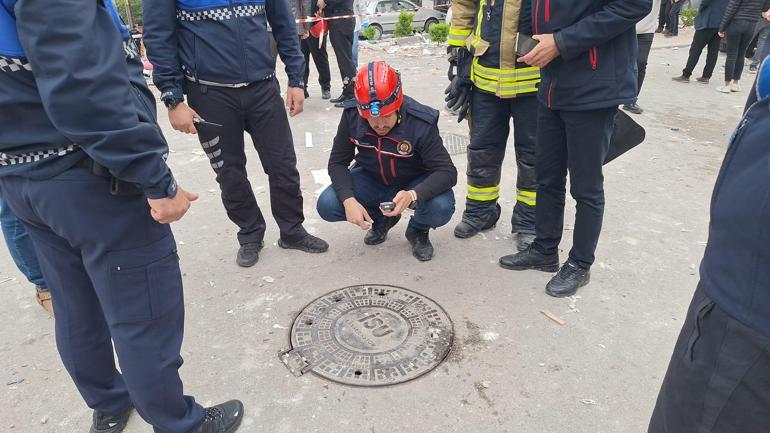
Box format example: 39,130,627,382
499,0,651,297
318,0,358,107
445,0,541,251
648,58,770,433
0,1,242,432
317,62,458,261
144,0,329,268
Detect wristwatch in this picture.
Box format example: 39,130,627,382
160,90,184,110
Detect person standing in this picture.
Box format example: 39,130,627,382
748,13,770,72
301,2,333,99
353,0,368,67
144,0,330,268
499,0,652,297
0,1,242,432
672,0,731,85
664,0,684,37
319,0,358,107
716,0,770,93
648,57,770,433
744,9,770,109
624,0,663,114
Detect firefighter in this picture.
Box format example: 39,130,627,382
317,62,458,261
445,0,541,252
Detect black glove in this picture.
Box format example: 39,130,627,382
444,47,473,122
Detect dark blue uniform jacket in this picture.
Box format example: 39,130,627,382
0,0,176,199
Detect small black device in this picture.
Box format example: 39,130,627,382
379,201,396,212
193,118,223,128
516,33,539,57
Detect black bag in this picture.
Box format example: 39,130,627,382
605,110,646,164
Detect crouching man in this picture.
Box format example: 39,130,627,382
317,61,458,261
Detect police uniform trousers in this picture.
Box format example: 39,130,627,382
0,166,205,433
186,78,308,246
462,91,538,233
301,34,331,93
326,14,357,98
532,105,616,269
648,284,770,433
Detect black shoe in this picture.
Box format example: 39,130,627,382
90,404,132,433
364,215,401,245
696,76,710,84
303,88,310,98
663,32,675,37
330,93,348,103
622,103,643,115
334,98,354,108
236,242,263,267
193,400,244,433
499,246,559,272
278,234,329,253
405,226,434,261
672,75,690,83
655,26,664,33
321,89,331,100
454,205,501,238
545,260,590,298
515,233,535,252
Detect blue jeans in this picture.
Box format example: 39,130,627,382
353,30,360,67
0,194,47,290
316,168,455,231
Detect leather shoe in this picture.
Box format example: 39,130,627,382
499,246,559,272
330,93,349,103
278,234,329,253
546,260,590,298
321,89,331,100
364,215,401,245
405,226,434,261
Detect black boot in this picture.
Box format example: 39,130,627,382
278,234,329,253
364,215,401,245
405,226,434,261
454,204,501,238
515,233,535,252
193,400,244,433
330,93,348,103
89,404,132,433
499,246,559,272
334,98,355,108
546,260,591,298
236,242,263,267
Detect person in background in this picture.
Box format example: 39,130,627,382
624,0,663,114
716,0,770,93
748,12,770,72
664,0,684,37
353,0,368,67
291,0,316,98
744,8,770,110
301,2,333,99
319,0,358,107
672,0,731,85
657,0,672,33
0,195,52,316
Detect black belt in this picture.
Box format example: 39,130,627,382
74,157,143,196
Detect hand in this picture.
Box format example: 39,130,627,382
519,34,561,68
343,198,373,230
147,187,199,224
302,30,310,39
444,47,472,122
168,102,201,134
381,190,415,217
317,0,325,10
718,31,726,38
286,87,305,117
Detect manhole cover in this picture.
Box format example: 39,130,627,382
442,133,470,156
281,285,453,387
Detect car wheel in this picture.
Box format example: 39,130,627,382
424,18,439,32
371,24,383,40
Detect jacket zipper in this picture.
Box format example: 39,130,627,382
230,0,248,82
589,47,598,70
547,79,556,108
377,137,389,185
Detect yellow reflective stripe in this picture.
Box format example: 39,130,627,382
468,184,500,193
448,28,471,46
516,189,536,206
517,189,536,198
472,76,540,95
468,0,484,51
469,194,499,201
449,27,472,37
472,62,541,81
467,184,500,201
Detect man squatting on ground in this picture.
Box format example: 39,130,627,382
317,61,458,262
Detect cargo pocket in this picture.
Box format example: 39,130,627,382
466,35,490,57
106,235,183,324
682,296,716,362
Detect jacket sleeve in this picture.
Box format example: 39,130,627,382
15,0,177,199
328,114,356,202
411,124,458,202
449,0,478,47
719,0,742,32
142,0,185,101
267,0,306,87
553,0,652,61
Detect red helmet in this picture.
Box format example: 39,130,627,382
354,61,403,120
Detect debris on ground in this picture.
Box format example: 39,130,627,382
541,309,566,326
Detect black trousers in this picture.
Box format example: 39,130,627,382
648,285,770,433
658,0,670,29
725,19,756,82
186,79,308,245
532,105,616,268
300,35,331,91
666,2,682,35
327,16,357,97
464,91,538,234
682,28,721,79
636,33,654,95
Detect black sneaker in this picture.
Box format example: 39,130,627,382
90,404,132,433
278,234,329,253
405,226,434,261
321,89,331,100
330,93,348,103
236,242,263,268
364,215,401,245
622,103,643,115
193,400,244,433
333,98,355,108
546,260,591,298
499,246,559,272
454,204,501,239
303,88,310,98
672,75,690,83
515,233,535,252
696,76,710,84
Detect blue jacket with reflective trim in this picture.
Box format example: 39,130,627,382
700,89,770,339
531,0,651,111
0,0,176,199
143,0,305,100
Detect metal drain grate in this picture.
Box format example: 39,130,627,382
442,133,470,156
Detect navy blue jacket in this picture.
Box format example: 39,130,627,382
328,96,457,202
700,92,770,339
0,0,176,199
143,0,305,101
532,0,652,111
695,0,730,30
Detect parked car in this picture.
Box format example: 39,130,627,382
365,0,446,40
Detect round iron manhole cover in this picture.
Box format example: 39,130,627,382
285,285,453,387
